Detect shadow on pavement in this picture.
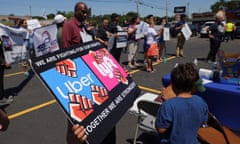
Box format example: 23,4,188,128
4,69,35,97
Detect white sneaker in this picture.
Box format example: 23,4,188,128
0,97,14,106
127,63,136,69
134,62,141,67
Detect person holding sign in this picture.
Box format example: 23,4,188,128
62,2,116,144
96,18,110,47
175,14,186,57
108,13,122,62
62,2,93,48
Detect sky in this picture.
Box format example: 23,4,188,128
0,0,220,17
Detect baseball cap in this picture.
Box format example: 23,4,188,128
54,14,66,24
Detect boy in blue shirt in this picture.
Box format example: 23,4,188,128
156,63,208,144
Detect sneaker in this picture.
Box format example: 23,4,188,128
0,97,13,106
127,63,136,69
134,62,141,67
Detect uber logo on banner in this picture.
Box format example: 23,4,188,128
30,41,141,144
174,6,186,13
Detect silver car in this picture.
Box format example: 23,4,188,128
200,21,215,38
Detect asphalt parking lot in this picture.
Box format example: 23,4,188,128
1,36,240,144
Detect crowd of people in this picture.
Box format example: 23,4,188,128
1,1,234,144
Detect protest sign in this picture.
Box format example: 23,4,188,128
116,31,127,48
181,23,192,40
163,27,170,41
32,24,59,57
135,21,148,40
0,23,28,64
26,19,41,30
30,40,141,144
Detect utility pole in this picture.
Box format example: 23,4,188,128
187,2,190,20
136,0,140,16
29,5,32,18
166,0,168,23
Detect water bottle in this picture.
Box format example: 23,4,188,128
212,62,221,82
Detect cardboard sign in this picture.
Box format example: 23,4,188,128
30,40,141,144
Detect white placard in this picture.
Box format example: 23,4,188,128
181,23,192,40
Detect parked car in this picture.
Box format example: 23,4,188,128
200,21,215,38
188,24,198,37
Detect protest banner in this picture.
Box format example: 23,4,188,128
30,40,141,144
32,24,59,57
0,23,28,64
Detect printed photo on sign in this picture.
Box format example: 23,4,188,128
82,48,128,91
40,58,108,122
32,24,59,57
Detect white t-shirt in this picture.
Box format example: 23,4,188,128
146,27,158,45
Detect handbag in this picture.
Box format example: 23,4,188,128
147,43,158,56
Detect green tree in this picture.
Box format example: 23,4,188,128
211,0,240,12
47,13,55,19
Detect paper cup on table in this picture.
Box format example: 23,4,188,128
199,68,213,79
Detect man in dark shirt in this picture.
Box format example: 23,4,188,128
108,13,122,62
63,2,116,144
96,18,110,47
206,11,225,63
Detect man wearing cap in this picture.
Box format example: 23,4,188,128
53,14,66,49
206,11,225,63
156,62,209,144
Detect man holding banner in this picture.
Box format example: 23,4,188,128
61,2,125,144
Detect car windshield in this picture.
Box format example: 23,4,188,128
205,23,213,26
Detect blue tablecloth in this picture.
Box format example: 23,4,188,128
162,73,240,131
